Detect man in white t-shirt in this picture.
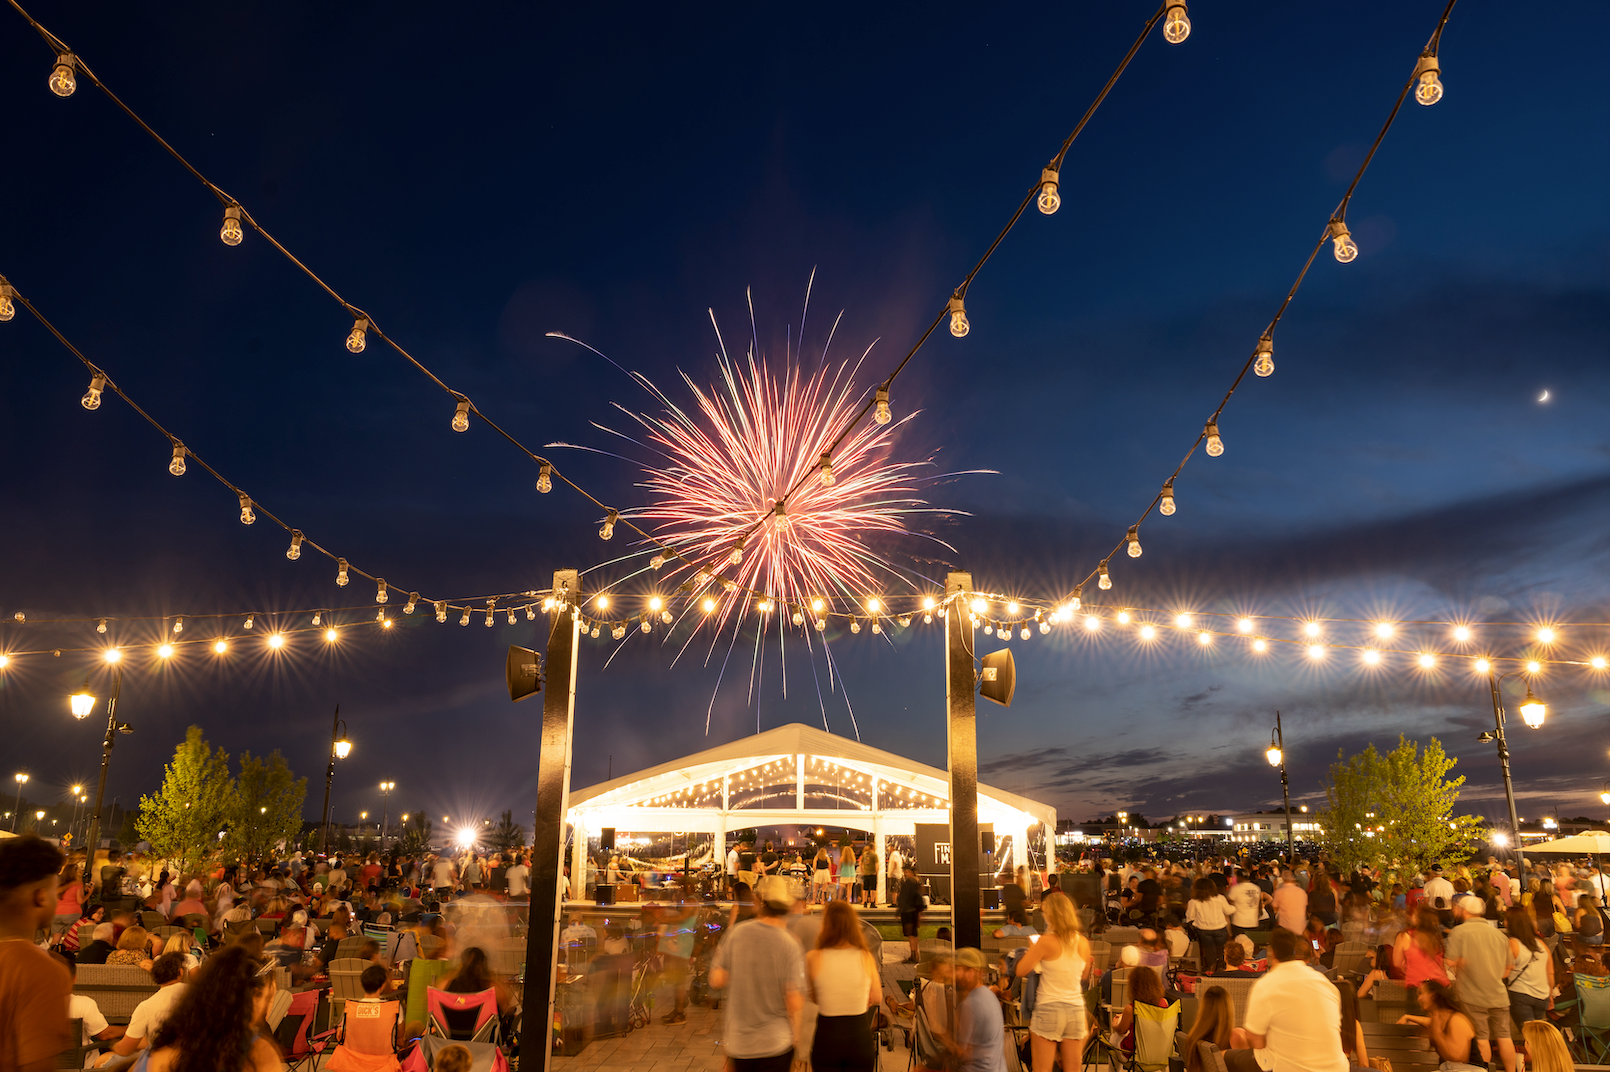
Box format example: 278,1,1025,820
505,855,530,899
108,952,187,1058
726,845,740,896
1229,868,1268,934
57,953,124,1067
1422,865,1454,910
887,847,905,883
1228,929,1347,1072
431,855,456,898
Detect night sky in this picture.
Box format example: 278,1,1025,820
1,1,1606,836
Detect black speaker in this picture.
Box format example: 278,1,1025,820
981,831,996,854
982,887,1001,909
596,884,616,905
505,645,543,702
1062,872,1101,910
979,648,1016,707
600,827,616,850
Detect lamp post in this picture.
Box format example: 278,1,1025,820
69,648,133,877
10,773,26,832
1477,668,1545,881
69,785,84,845
378,782,395,846
1266,711,1295,864
318,705,352,855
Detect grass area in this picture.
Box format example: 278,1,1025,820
873,922,946,942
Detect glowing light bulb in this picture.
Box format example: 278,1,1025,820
1126,526,1142,558
428,601,443,622
729,540,744,565
1197,631,1212,645
452,399,470,432
1020,623,1031,640
595,595,611,611
157,643,173,658
220,205,243,246
1329,220,1358,263
405,592,419,614
1037,167,1060,215
237,492,255,525
1098,560,1112,590
1525,660,1540,673
1536,627,1555,643
947,296,969,338
375,579,388,604
1084,614,1100,631
1204,421,1223,457
169,442,187,476
104,648,121,663
648,596,663,612
1236,618,1254,632
640,616,652,633
1303,621,1321,637
792,608,804,626
1252,638,1268,652
817,617,828,631
1253,332,1274,378
819,451,835,487
970,598,987,615
1159,479,1176,516
0,282,14,321
213,639,228,654
1452,626,1470,642
590,625,600,638
649,553,666,571
81,372,107,410
346,317,368,353
850,619,861,634
701,597,716,614
535,462,553,494
1175,613,1193,628
874,385,891,425
1307,644,1324,659
1413,53,1443,106
459,607,471,626
336,559,349,587
325,628,338,642
285,531,303,560
1139,625,1156,640
267,633,284,649
1162,3,1191,44
1418,653,1436,668
524,604,535,620
1590,656,1607,669
49,52,78,96
243,616,254,630
484,606,495,627
1473,658,1490,672
612,623,626,639
903,616,915,629
96,618,107,633
599,509,618,541
1373,622,1394,637
503,608,514,625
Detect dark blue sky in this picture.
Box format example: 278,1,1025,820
1,0,1606,832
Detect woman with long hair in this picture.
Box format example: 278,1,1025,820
813,846,832,904
1181,986,1234,1072
1398,980,1479,1070
1335,978,1369,1067
1112,965,1167,1054
1186,877,1233,973
807,900,881,1072
837,845,858,902
1522,1019,1575,1072
1393,905,1449,1006
1017,892,1092,1072
1505,907,1554,1034
1575,893,1605,946
1356,943,1401,1000
443,945,517,1014
139,944,280,1072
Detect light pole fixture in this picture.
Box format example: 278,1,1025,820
10,774,26,832
1267,712,1295,863
378,781,395,845
69,652,134,866
1483,668,1544,879
318,705,352,854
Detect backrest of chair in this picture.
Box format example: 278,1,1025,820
911,981,947,1065
224,919,255,941
152,925,187,941
255,918,279,935
1197,1041,1229,1072
426,986,499,1042
56,1018,86,1070
311,917,333,934
487,942,524,977
1089,940,1112,970
276,988,322,1058
1110,966,1130,1011
1579,975,1610,1028
330,957,373,974
343,999,401,1054
1332,942,1370,976
335,935,370,960
1209,976,1260,1027
1134,1001,1181,1071
74,963,159,1020
140,912,166,930
331,968,369,1003
406,957,456,1036
265,988,294,1031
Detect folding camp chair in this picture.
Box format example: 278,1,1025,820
326,999,404,1072
274,988,336,1072
56,1017,87,1070
426,986,502,1045
906,980,948,1072
1576,974,1610,1063
1107,1000,1179,1072
330,960,372,1027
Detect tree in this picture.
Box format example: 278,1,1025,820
1318,734,1483,873
136,726,233,871
397,812,434,856
223,750,307,865
489,809,526,854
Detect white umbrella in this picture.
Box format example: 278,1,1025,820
1523,831,1610,854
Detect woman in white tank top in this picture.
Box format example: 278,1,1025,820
807,901,882,1072
1015,891,1093,1072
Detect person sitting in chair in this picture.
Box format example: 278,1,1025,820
992,907,1037,939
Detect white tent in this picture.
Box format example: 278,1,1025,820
566,721,1056,902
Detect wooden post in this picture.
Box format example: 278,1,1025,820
523,569,581,1072
945,571,982,949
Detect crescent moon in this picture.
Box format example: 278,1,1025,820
1538,390,1550,402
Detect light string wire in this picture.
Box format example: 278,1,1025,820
0,281,560,625
1054,0,1460,606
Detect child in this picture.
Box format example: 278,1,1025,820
436,1043,474,1072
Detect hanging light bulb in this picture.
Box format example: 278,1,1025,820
220,205,244,246
817,617,828,631
947,296,970,338
819,451,835,487
1037,166,1061,215
484,603,496,627
81,372,107,410
376,579,389,604
173,617,183,635
1159,479,1176,516
405,592,419,614
336,559,349,587
1237,617,1254,632
1126,526,1142,558
1328,219,1358,263
850,619,861,634
1413,51,1443,106
213,639,228,654
729,539,745,566
49,53,78,97
1069,585,1083,613
377,607,387,623
507,608,517,625
97,618,107,633
0,280,15,321
243,615,254,630
1098,560,1112,590
460,607,471,626
1162,2,1191,44
451,399,470,432
524,604,536,620
169,442,187,476
661,609,673,624
773,500,789,528
873,385,892,426
312,611,321,625
434,601,447,622
237,492,256,525
599,509,618,541
650,554,665,570
1019,623,1030,640
1253,332,1275,378
590,625,601,638
640,616,652,633
900,615,913,628
1204,421,1223,457
1038,618,1049,634
792,608,804,626
1084,614,1100,631
703,597,717,614
286,531,303,560
607,622,623,639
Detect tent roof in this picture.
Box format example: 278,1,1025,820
1523,830,1610,854
569,721,1055,829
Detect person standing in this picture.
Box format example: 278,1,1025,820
858,844,879,907
1270,871,1308,934
710,876,805,1072
888,845,905,892
896,864,924,964
1228,868,1267,937
0,836,72,1072
1187,878,1234,973
837,846,857,903
727,842,740,898
806,901,881,1072
1446,896,1517,1072
1014,891,1090,1072
951,948,1007,1072
738,842,758,891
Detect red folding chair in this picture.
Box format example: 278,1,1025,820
327,999,404,1072
425,986,501,1045
275,988,337,1072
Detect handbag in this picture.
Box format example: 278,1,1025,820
1553,911,1574,934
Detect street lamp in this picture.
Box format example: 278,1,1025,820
1480,668,1545,880
1266,712,1295,863
378,781,395,845
318,705,352,854
69,651,134,869
10,774,26,832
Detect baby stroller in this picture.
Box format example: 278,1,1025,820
627,951,663,1030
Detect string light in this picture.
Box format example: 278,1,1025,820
535,462,553,494
1474,658,1490,672
1252,638,1268,652
1363,649,1382,665
1162,2,1191,44
1537,627,1555,643
1159,479,1176,516
1307,644,1325,659
405,592,419,614
850,619,861,634
0,280,14,321
650,554,665,570
1413,51,1443,105
452,399,470,433
157,643,173,658
336,559,349,587
1453,626,1471,641
1328,219,1358,263
312,611,321,625
243,616,253,630
459,608,471,626
375,580,388,604
946,296,970,338
346,317,368,353
237,492,255,525
484,603,495,627
81,373,106,410
1304,621,1321,637
1197,631,1212,645
325,627,339,642
213,639,227,654
1204,421,1224,457
1139,625,1156,640
729,539,745,566
1237,618,1254,632
96,618,106,633
172,617,182,634
1417,653,1436,668
873,385,892,425
1525,660,1540,673
1126,526,1142,558
219,205,243,246
506,609,516,625
267,633,284,649
48,51,76,96
1084,615,1100,631
382,617,393,630
1098,560,1112,590
1037,167,1060,215
524,604,535,620
1591,656,1607,670
1253,332,1274,378
286,531,303,560
168,442,186,476
612,624,626,640
1374,622,1394,637
1175,613,1193,628
434,601,447,623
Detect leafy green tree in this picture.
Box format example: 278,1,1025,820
1318,735,1482,872
223,750,307,865
397,811,434,856
136,726,233,871
489,809,526,854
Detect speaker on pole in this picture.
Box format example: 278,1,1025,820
505,645,543,703
600,827,616,850
981,831,996,854
979,648,1016,707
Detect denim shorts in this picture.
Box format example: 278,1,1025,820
1030,1001,1087,1042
